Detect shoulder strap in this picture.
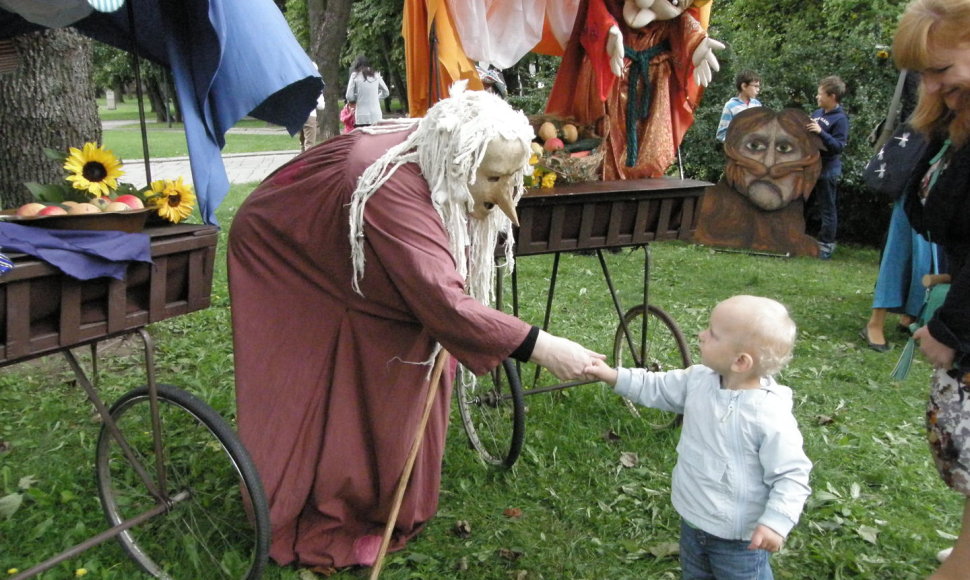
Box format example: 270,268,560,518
874,70,910,151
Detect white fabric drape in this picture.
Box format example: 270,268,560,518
445,0,580,69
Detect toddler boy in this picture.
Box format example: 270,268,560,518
585,295,812,579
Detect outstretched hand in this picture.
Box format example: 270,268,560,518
530,330,606,381
691,36,725,87
747,525,783,552
584,358,618,386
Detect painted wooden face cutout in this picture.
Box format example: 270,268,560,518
724,108,822,211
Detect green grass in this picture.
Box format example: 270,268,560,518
98,99,299,160
0,184,961,579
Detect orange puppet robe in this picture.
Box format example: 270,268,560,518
546,0,708,179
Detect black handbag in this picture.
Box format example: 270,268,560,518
863,123,928,201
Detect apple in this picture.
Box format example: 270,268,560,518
113,194,144,210
68,203,101,214
37,205,67,216
103,201,131,212
90,196,112,210
16,202,47,217
543,137,565,152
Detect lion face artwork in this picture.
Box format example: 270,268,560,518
692,107,824,257
724,108,822,211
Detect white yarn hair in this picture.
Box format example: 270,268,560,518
348,81,535,306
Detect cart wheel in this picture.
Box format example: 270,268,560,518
456,359,525,467
95,384,269,580
613,304,692,429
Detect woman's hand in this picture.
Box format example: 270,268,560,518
914,325,956,369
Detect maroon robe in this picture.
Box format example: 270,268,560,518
227,130,531,568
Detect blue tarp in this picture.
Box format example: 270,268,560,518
0,0,324,225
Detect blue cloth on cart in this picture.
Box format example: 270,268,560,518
0,222,151,281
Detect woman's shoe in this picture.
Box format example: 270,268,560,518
860,328,890,352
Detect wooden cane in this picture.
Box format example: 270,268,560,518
369,349,451,580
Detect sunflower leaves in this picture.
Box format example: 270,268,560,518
25,182,75,203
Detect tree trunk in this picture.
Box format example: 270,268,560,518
308,0,353,141
0,29,100,208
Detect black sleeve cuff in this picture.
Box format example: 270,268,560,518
510,326,540,362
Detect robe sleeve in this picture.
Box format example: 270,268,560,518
358,168,532,376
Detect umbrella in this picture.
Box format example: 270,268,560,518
0,0,324,225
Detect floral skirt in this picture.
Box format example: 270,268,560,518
927,367,970,496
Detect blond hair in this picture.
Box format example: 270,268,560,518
725,296,797,377
893,0,970,146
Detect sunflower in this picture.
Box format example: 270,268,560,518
63,142,124,198
147,177,196,223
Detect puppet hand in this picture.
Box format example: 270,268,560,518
607,25,625,77
531,330,606,381
691,37,725,87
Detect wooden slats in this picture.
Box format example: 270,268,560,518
514,178,709,257
0,225,218,366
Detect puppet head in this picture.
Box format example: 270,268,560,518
348,82,534,303
622,0,709,27
724,108,822,211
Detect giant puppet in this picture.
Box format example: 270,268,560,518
546,0,724,179
228,84,602,570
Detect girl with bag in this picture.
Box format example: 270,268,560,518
861,118,947,351
344,56,389,128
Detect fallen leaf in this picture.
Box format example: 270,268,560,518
647,541,680,559
619,451,638,468
452,519,472,538
0,493,23,519
454,556,469,571
815,415,835,425
503,507,523,519
856,525,879,544
0,440,9,453
603,429,622,442
498,548,523,561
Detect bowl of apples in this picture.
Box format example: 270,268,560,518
1,194,152,233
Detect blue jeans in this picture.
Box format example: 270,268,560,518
680,520,773,580
812,173,839,244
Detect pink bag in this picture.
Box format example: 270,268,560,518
339,103,355,133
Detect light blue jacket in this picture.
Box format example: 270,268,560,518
614,364,812,541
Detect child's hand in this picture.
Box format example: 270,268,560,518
583,358,618,386
747,525,783,552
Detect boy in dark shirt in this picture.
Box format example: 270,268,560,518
806,76,850,260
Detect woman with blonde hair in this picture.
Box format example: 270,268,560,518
893,0,970,577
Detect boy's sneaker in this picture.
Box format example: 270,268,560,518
818,241,836,260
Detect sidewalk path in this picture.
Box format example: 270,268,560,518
104,119,299,186
121,150,299,187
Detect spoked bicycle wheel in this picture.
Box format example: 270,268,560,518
613,304,692,429
456,359,525,467
95,384,269,579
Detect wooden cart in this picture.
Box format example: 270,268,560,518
1,224,269,579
